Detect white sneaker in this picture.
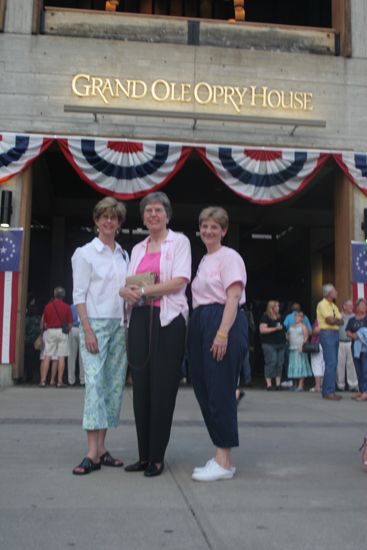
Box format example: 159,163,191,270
192,459,235,481
193,458,236,475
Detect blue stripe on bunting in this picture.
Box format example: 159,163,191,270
218,148,308,188
81,140,170,180
355,154,367,178
0,136,30,168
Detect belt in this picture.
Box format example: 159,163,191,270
339,340,351,343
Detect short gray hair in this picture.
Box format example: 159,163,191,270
54,286,65,300
139,192,172,221
322,283,335,298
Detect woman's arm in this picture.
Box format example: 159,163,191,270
302,324,309,343
75,303,99,354
144,277,187,298
119,277,187,306
211,282,242,362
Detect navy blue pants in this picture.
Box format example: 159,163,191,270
188,304,248,448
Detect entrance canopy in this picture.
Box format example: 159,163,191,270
0,132,366,204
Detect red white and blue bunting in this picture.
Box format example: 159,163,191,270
1,132,367,203
334,153,367,195
58,139,192,199
197,147,330,204
0,133,52,184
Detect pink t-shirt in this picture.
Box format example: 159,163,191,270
192,246,247,309
136,252,161,307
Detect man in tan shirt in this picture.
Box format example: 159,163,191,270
316,284,344,401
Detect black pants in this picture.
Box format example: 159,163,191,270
128,307,186,463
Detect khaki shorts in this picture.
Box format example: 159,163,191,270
43,328,69,357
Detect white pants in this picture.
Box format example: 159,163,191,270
310,344,325,377
336,341,358,390
67,326,84,385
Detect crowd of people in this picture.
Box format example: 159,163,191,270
25,193,367,479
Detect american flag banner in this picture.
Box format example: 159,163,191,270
196,147,330,204
58,139,192,199
0,133,53,184
0,229,22,364
351,241,367,302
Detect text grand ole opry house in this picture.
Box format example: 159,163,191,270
1,0,367,385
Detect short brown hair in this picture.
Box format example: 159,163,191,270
93,197,126,224
198,206,229,229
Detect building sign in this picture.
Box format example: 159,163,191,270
71,74,314,114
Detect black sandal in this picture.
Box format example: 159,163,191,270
100,451,124,468
72,457,101,475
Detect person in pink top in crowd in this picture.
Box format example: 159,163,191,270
188,206,248,482
120,192,191,478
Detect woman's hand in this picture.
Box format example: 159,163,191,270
119,285,142,306
210,334,228,362
84,326,99,354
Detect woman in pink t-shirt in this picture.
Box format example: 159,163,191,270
188,206,248,482
120,191,191,478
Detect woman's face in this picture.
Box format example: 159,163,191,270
143,201,168,233
273,302,280,315
199,217,227,249
357,301,366,316
95,209,120,240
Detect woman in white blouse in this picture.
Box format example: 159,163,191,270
71,197,129,476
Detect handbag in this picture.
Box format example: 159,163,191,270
125,272,159,301
302,342,320,354
52,301,71,334
33,334,44,351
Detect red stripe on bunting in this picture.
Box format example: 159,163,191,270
0,136,54,185
107,142,144,153
244,150,283,161
333,154,367,197
58,139,193,200
196,147,331,204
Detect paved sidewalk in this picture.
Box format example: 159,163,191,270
0,385,366,550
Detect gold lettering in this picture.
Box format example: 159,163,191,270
170,82,182,102
101,79,115,102
180,83,192,103
151,79,170,102
267,90,282,109
234,87,248,106
224,86,240,113
194,82,213,105
131,80,147,99
114,79,131,98
91,77,109,104
304,92,313,111
72,74,91,97
212,86,225,104
280,91,293,110
250,86,268,107
293,92,304,109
